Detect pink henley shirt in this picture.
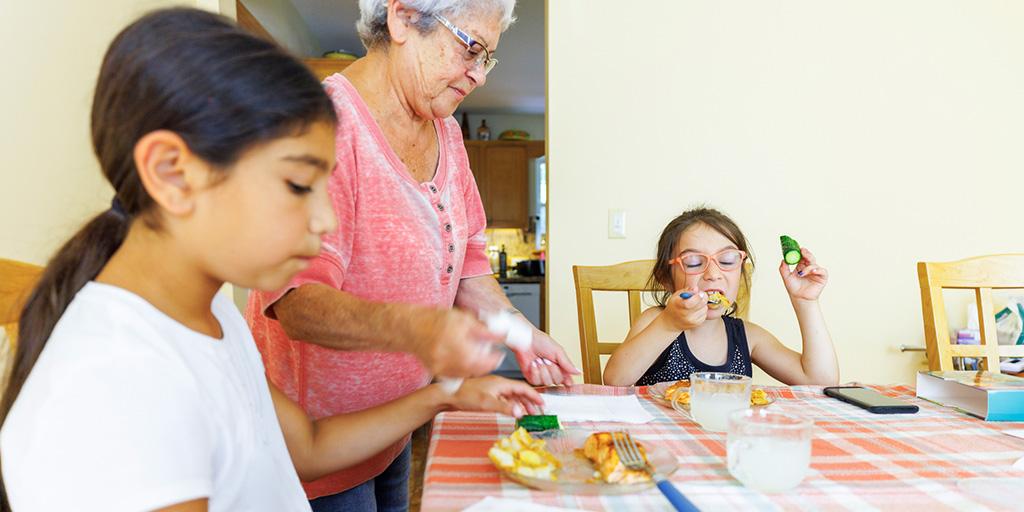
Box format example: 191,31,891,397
245,74,491,498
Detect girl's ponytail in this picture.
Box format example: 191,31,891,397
0,203,129,425
0,9,335,495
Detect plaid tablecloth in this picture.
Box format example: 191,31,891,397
421,384,1024,511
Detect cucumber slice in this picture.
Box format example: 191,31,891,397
515,415,561,432
780,235,802,265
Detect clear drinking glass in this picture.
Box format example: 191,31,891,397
727,408,813,492
688,372,751,432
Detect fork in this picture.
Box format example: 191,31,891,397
613,431,701,512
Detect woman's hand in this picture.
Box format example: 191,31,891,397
446,375,545,417
779,248,828,302
658,287,708,331
514,330,581,387
408,307,505,378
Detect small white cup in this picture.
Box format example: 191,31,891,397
727,408,813,492
688,372,751,432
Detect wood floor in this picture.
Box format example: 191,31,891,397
408,422,431,512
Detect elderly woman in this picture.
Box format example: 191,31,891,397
245,0,577,510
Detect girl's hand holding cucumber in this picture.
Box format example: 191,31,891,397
778,235,828,302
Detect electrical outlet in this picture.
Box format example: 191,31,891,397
608,209,626,239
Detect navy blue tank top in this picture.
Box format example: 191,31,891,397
636,316,752,385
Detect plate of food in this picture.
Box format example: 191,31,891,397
487,427,677,494
648,379,773,410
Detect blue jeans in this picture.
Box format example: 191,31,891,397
309,443,411,512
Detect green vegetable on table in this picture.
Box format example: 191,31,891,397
514,415,561,432
780,235,802,265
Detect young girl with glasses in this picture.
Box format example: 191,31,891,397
603,207,839,387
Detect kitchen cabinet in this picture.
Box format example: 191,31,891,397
303,58,352,81
236,1,354,82
465,140,544,230
235,0,356,81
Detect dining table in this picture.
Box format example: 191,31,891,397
420,383,1024,511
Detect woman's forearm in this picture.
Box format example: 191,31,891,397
454,275,517,316
273,283,425,353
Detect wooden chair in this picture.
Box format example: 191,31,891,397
918,254,1024,371
1,258,43,395
573,260,657,384
574,259,754,384
1,258,43,325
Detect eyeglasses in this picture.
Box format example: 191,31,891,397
669,249,747,275
432,14,498,75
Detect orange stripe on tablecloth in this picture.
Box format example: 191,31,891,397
816,420,878,433
769,387,799,399
431,439,496,458
696,438,727,456
811,438,852,457
424,463,501,485
434,419,502,427
434,418,505,430
915,470,977,480
846,435,925,455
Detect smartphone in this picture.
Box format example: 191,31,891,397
823,386,919,414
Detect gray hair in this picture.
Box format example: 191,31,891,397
357,0,516,50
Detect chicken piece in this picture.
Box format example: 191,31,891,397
582,432,651,484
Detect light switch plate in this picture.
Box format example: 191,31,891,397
608,209,626,239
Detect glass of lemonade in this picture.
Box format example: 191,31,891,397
688,372,751,432
727,408,813,492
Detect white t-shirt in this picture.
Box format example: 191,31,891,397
1,282,311,512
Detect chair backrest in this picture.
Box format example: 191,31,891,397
573,260,656,384
573,259,754,384
1,258,44,325
918,254,1024,371
1,258,43,397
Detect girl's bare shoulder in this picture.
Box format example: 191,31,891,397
632,306,664,328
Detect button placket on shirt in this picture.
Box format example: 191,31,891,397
426,182,454,280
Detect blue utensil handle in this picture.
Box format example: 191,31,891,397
680,292,693,299
656,478,701,512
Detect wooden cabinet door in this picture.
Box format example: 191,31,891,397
465,143,487,210
483,145,528,229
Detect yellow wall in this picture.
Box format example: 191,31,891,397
0,0,240,301
0,0,236,265
4,1,1023,379
547,1,1024,385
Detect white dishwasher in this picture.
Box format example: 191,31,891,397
502,283,541,327
493,282,541,380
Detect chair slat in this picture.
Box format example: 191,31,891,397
917,255,1024,373
573,261,656,384
1,258,44,325
627,291,642,326
948,345,1024,357
976,288,1003,371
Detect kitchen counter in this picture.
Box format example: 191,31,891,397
495,275,544,284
